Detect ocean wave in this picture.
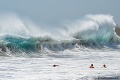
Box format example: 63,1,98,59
0,14,120,56
66,14,120,47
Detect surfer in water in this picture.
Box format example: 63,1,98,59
103,64,107,68
53,64,59,67
89,64,94,68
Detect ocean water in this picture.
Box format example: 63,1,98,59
0,14,120,80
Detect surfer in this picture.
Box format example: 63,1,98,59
89,64,94,68
53,64,59,67
103,64,107,68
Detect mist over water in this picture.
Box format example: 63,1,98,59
0,12,52,38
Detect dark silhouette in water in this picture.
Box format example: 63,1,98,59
103,64,107,68
53,64,59,67
89,64,94,68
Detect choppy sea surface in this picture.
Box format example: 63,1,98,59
0,14,120,80
0,48,120,80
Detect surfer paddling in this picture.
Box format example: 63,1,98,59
89,64,94,68
53,64,59,67
103,64,107,68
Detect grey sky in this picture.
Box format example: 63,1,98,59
0,0,120,25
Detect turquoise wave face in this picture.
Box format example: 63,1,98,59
0,33,119,55
0,35,75,53
0,35,52,53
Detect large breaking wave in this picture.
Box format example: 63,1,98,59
0,13,120,56
66,14,120,48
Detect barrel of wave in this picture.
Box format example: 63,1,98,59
115,24,120,36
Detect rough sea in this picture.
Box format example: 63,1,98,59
0,14,120,80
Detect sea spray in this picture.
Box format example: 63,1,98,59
0,12,50,38
65,14,120,47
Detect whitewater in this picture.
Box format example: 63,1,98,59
0,13,120,80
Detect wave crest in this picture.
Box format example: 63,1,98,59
66,14,120,46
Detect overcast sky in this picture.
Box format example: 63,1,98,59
0,0,120,25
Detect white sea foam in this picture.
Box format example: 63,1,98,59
0,47,120,80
